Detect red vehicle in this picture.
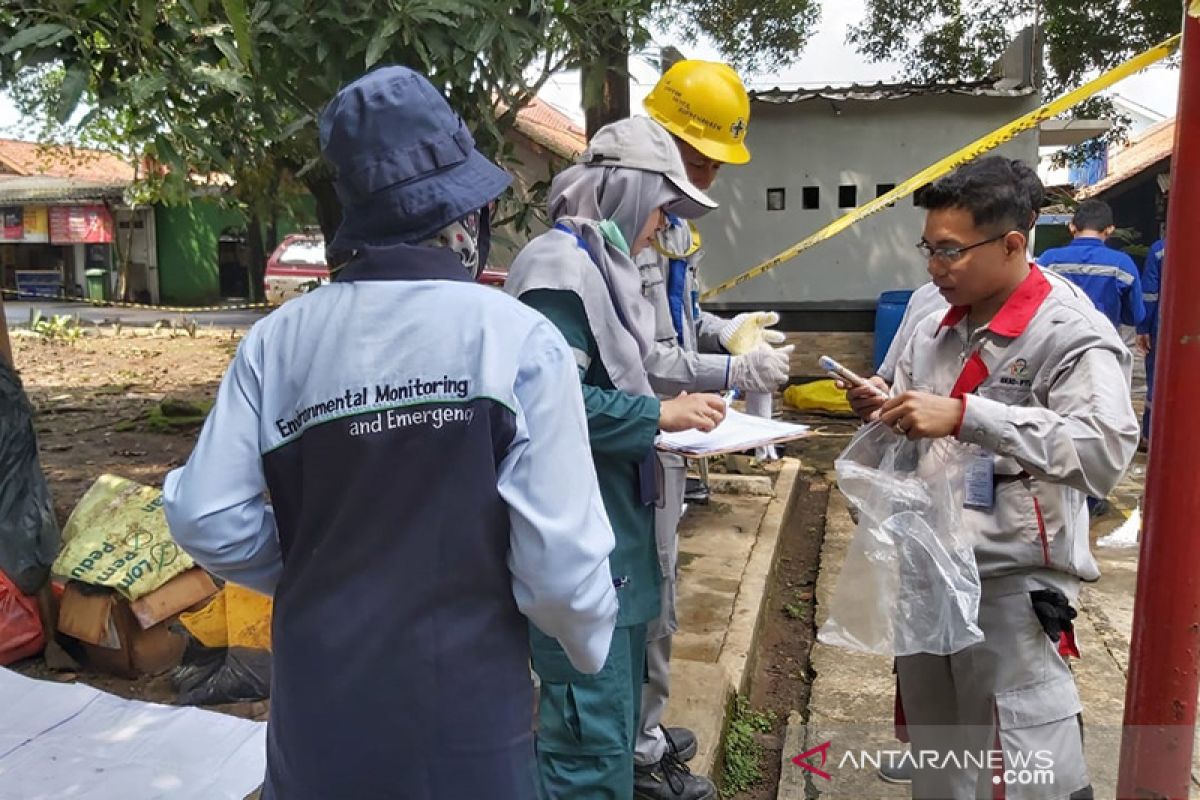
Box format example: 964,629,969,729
264,234,506,304
263,234,328,304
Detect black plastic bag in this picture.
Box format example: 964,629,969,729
172,634,272,705
0,361,60,595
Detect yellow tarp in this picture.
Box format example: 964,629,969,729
52,474,195,600
783,380,854,416
180,584,272,651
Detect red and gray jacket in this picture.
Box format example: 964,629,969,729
892,266,1139,593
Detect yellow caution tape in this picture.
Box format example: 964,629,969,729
0,287,276,313
700,34,1182,301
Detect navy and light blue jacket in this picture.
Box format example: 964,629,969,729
1037,236,1145,329
163,243,618,800
1138,239,1164,337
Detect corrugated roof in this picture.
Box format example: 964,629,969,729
750,78,1035,104
0,175,127,204
1078,117,1175,199
0,139,135,183
511,98,586,160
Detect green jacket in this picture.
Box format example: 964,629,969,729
521,289,662,627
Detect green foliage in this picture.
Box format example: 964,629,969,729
29,311,84,342
0,1,653,239
848,0,1183,162
721,695,776,797
654,0,820,73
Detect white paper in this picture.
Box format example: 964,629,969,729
0,667,266,799
657,405,809,456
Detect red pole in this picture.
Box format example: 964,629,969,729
1117,8,1200,799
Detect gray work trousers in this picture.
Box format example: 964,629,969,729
897,575,1090,800
635,453,687,766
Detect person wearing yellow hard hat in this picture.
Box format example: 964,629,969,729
633,60,793,800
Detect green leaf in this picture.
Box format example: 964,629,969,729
129,73,169,104
220,0,253,68
138,0,157,41
193,64,250,95
1,23,71,55
53,65,89,124
213,36,244,68
365,16,403,68
365,31,388,68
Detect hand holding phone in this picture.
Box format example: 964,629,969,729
819,356,888,399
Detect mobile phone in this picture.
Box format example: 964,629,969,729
819,356,888,398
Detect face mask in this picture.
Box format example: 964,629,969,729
596,219,630,256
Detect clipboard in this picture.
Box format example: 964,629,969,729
656,406,811,457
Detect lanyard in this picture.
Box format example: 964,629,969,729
651,219,702,259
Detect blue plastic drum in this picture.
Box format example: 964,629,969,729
873,289,914,371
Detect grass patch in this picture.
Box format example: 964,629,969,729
721,694,776,797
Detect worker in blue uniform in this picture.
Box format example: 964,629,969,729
1037,199,1146,331
1136,237,1165,448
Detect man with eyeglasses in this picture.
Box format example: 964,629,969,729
845,160,1044,789
841,156,1137,799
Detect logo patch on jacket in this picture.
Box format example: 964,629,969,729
999,358,1032,387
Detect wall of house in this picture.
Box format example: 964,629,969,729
156,195,318,306
699,92,1041,321
156,200,247,305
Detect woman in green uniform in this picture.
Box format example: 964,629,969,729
505,116,727,798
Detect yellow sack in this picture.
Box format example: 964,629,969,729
180,584,272,651
783,380,854,416
52,474,195,600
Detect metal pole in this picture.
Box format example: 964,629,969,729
1117,8,1200,798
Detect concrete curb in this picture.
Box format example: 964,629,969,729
718,459,801,694
670,458,802,783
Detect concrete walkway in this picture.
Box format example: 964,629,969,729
779,442,1200,799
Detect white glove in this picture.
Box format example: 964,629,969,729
730,345,794,392
719,311,786,355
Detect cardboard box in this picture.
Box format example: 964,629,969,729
57,581,187,679
130,568,218,629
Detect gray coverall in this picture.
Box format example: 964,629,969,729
890,266,1139,799
634,216,732,766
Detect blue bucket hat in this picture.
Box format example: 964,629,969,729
319,66,512,254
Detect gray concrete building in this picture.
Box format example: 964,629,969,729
701,80,1041,327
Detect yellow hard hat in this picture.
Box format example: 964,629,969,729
643,60,751,165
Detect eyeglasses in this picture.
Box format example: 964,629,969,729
916,231,1009,263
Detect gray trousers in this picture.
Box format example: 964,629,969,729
897,575,1090,800
635,454,687,766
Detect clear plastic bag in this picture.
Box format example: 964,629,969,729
818,422,983,656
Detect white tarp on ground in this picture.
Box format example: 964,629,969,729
0,667,265,799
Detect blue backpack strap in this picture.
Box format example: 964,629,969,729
662,215,689,344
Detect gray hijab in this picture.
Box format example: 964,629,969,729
505,163,684,395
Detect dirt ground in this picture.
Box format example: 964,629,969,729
12,328,239,525
9,328,250,709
